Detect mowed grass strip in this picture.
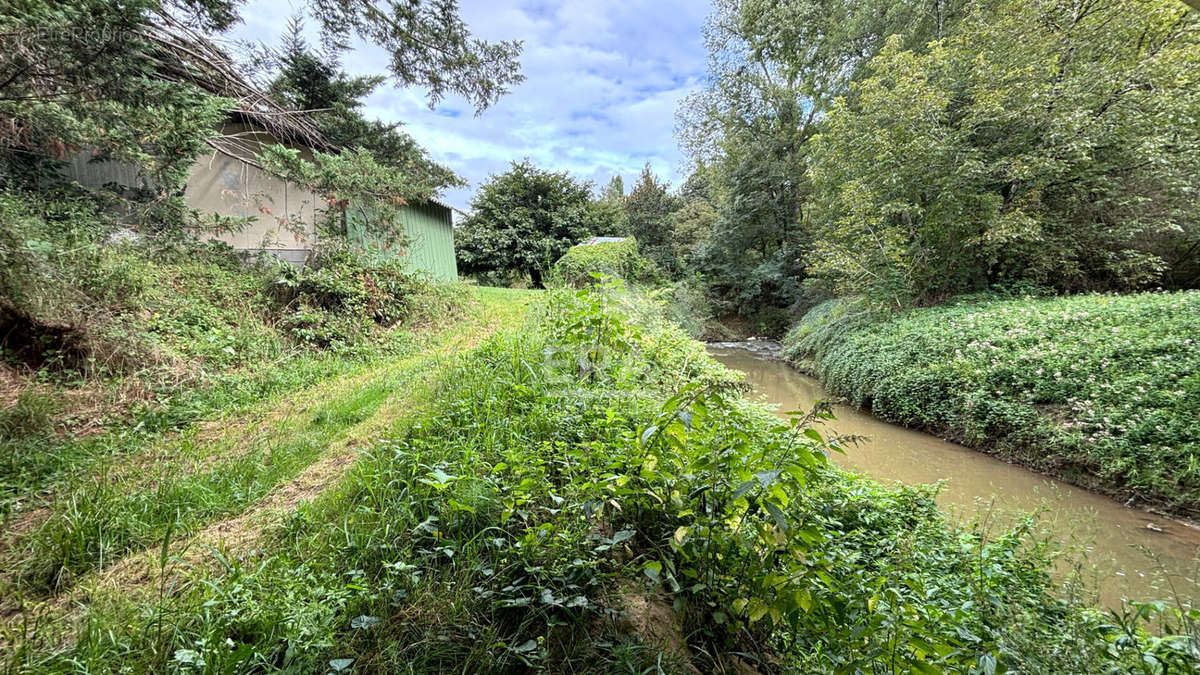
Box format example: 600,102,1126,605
4,288,538,595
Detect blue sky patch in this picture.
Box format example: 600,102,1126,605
230,0,710,211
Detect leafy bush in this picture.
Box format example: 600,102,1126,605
0,191,162,376
549,237,660,288
785,291,1200,515
268,242,434,349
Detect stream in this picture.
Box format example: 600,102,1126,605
708,343,1200,610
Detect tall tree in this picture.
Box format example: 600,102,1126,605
624,164,681,275
808,0,1200,307
455,161,618,287
674,0,970,324
262,19,461,193
602,175,625,202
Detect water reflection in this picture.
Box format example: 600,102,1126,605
709,345,1200,609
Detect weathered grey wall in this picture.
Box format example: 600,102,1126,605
64,122,324,263
186,123,323,257
64,123,458,277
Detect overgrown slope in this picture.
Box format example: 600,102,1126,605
7,286,1193,672
0,190,469,521
784,291,1200,516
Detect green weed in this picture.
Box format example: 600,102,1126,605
11,287,1191,673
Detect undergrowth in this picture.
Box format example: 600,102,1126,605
12,285,1196,673
0,189,468,520
548,237,661,289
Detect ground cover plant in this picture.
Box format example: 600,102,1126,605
0,187,470,513
6,286,1195,673
0,197,502,610
0,285,532,661
784,291,1200,517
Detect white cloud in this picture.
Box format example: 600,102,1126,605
228,0,711,211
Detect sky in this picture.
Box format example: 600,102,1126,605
229,0,712,212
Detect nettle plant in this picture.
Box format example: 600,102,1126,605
626,383,837,626
538,285,845,640
537,281,644,387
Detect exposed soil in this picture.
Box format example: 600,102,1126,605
611,584,699,673
0,302,89,372
0,363,24,409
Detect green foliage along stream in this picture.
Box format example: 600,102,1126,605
785,291,1200,517
25,287,1196,673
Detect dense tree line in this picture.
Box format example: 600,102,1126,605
680,0,1200,319
459,0,1198,333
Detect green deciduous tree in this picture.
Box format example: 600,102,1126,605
808,0,1200,307
675,0,968,326
455,161,619,287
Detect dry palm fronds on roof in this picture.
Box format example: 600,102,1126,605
141,13,333,163
0,9,330,166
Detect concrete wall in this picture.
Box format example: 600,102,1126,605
64,122,323,265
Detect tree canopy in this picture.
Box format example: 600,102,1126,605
624,165,682,275
672,0,1200,321
454,161,621,287
1,0,521,229
808,0,1200,307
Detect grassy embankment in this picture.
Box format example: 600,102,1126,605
4,284,1195,673
784,291,1200,517
1,283,530,588
1,269,535,654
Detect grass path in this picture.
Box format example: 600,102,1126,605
0,287,536,658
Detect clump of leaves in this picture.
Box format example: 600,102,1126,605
268,241,431,349
549,237,661,289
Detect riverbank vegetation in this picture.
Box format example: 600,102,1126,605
784,291,1200,517
4,0,1200,669
456,0,1198,334
6,286,1197,672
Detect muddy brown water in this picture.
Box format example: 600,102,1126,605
709,344,1200,610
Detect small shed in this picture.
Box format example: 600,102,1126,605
61,23,458,278
65,118,458,279
346,199,458,281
